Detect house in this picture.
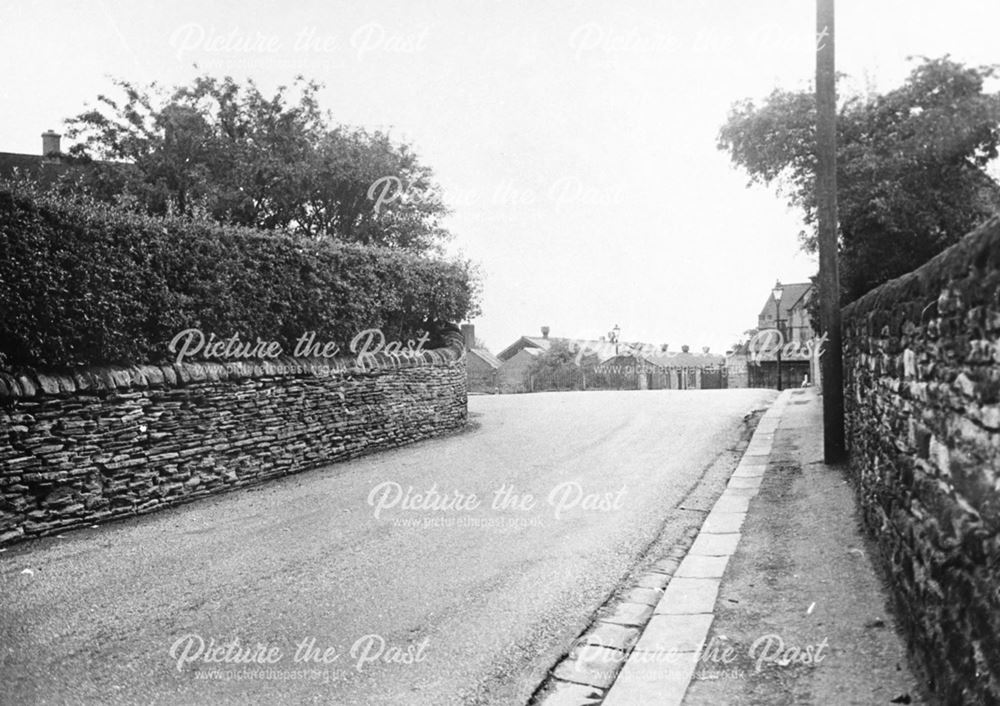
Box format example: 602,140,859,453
497,347,545,393
0,131,76,185
742,280,822,389
757,281,817,345
496,326,725,392
460,324,501,393
496,327,620,393
497,327,607,362
497,327,641,364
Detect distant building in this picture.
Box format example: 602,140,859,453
467,348,501,393
496,327,608,363
496,327,641,364
725,349,749,388
460,325,501,393
495,327,725,392
757,281,817,345
498,347,545,394
597,346,727,390
0,131,76,185
498,327,646,393
739,280,822,389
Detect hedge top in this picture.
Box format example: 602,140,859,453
0,182,478,370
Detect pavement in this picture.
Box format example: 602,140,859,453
546,387,929,706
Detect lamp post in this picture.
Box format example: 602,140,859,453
610,324,621,355
772,281,784,391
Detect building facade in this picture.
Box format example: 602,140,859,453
746,281,822,389
460,324,501,393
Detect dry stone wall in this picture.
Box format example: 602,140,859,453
842,216,1000,705
0,330,467,545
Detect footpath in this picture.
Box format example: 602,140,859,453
541,387,930,706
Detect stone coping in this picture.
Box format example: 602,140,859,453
842,214,1000,326
0,327,466,401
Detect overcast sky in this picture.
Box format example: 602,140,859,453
3,0,998,353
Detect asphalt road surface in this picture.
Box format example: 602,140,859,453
1,389,774,705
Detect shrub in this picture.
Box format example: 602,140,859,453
0,181,479,369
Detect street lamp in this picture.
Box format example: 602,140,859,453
772,281,784,391
610,324,621,355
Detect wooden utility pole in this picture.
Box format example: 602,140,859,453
816,0,846,462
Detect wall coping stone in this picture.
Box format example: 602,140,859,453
0,325,465,402
844,215,1000,323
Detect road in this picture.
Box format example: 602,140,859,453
0,389,774,705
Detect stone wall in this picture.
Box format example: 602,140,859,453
842,216,1000,705
0,329,467,545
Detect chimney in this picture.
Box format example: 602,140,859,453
541,326,550,339
41,130,61,157
460,323,475,350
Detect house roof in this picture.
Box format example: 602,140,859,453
600,350,724,368
758,282,813,321
0,152,75,185
0,152,71,183
468,347,501,369
497,335,601,361
496,336,539,361
497,334,650,363
641,351,726,368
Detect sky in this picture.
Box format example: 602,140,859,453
2,0,999,353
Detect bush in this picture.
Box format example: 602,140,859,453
526,341,586,391
0,181,480,369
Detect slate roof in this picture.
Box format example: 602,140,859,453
468,348,501,369
758,282,813,321
640,351,726,368
498,335,646,363
0,152,75,185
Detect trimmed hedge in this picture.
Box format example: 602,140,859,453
0,182,479,369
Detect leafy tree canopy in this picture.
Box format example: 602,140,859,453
62,75,451,253
526,340,587,391
719,56,1000,302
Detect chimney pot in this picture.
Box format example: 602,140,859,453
541,326,550,339
460,323,475,350
41,130,61,157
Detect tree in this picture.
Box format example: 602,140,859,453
719,56,1000,302
61,75,451,253
728,328,759,355
526,340,585,391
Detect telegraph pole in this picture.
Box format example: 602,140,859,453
816,0,846,462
